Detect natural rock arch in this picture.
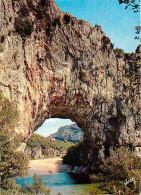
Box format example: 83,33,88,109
0,0,140,159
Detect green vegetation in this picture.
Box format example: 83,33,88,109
63,144,141,194
63,142,87,167
91,147,141,194
0,130,29,189
0,174,51,195
113,47,125,58
0,90,50,194
0,35,5,43
0,90,18,131
63,13,71,24
118,0,140,12
0,45,4,53
46,137,74,151
79,70,88,82
0,90,29,192
53,16,62,27
15,17,33,37
27,0,35,10
27,133,73,150
0,187,31,195
78,183,106,195
26,133,74,158
12,0,17,7
35,7,46,20
26,173,50,194
19,5,30,17
101,36,112,52
118,0,140,39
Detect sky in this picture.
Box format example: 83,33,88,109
35,118,75,137
36,0,140,137
56,0,140,53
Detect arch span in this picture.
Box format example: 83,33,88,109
0,0,140,161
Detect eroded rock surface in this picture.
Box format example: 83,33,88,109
49,124,83,143
0,0,140,160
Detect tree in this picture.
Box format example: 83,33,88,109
118,0,140,12
118,0,140,39
0,130,29,189
0,90,29,189
90,147,141,194
0,91,51,194
0,90,18,131
26,173,50,195
63,141,87,167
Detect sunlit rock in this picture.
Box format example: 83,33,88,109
0,0,140,161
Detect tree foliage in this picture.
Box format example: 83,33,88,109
90,147,141,194
0,90,18,131
15,17,33,37
63,141,87,167
0,90,29,189
0,91,51,194
118,0,140,12
25,173,50,195
26,133,73,153
0,130,29,188
118,0,140,39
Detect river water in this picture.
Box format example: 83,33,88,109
16,172,103,195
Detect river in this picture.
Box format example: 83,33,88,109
16,158,104,195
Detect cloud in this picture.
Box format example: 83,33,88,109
44,118,75,126
45,118,57,124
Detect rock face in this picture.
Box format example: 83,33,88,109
0,0,140,161
25,147,43,159
25,146,66,159
49,124,83,142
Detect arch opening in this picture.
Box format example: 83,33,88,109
25,117,84,160
35,118,84,143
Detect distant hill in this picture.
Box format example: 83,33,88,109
49,124,83,143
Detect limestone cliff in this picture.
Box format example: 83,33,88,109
0,0,140,160
49,124,83,143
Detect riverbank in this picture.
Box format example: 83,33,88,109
17,157,106,195
28,157,71,176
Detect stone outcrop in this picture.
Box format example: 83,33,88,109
0,0,140,161
25,147,43,159
25,146,66,159
49,124,83,142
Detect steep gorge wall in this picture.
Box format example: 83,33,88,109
0,0,140,160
